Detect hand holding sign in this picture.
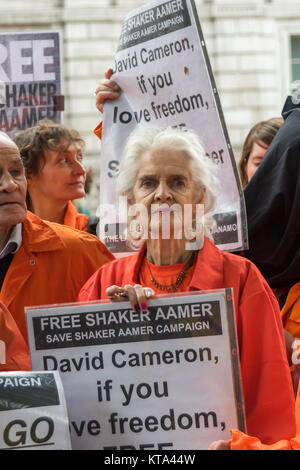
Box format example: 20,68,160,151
99,0,248,253
95,68,120,114
106,284,155,312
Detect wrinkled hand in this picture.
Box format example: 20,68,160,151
208,440,230,450
95,68,121,113
106,284,155,312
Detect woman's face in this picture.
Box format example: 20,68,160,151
29,139,86,202
131,146,204,240
246,140,269,183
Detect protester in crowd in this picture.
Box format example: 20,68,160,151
238,117,283,187
0,131,114,344
14,119,98,234
240,96,300,398
0,301,31,371
243,98,300,305
79,125,296,445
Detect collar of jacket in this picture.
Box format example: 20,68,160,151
63,200,77,227
130,238,224,292
22,211,66,253
0,212,66,313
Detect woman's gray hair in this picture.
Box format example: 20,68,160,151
0,131,14,142
117,126,219,240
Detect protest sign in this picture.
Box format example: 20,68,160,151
26,289,245,450
0,31,63,138
0,371,71,450
100,0,248,254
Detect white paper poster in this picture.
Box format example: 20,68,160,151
26,289,245,450
100,0,247,254
0,371,71,450
0,31,63,138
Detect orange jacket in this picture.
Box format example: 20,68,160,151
0,301,31,371
0,211,114,345
281,282,300,338
79,238,296,445
64,201,89,232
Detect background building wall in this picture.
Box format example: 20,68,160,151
0,0,299,211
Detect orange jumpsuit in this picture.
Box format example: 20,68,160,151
0,301,31,371
78,238,296,445
0,211,114,344
64,201,89,232
281,282,300,338
229,384,300,449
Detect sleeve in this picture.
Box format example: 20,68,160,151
78,235,115,272
94,122,103,140
92,238,115,265
229,429,294,450
237,263,296,444
69,233,114,301
78,268,103,302
0,302,31,371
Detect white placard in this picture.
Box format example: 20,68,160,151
26,289,245,450
0,371,71,450
0,31,63,138
100,0,247,254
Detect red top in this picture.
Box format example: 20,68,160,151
79,238,296,444
139,256,195,294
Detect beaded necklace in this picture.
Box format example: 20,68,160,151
144,252,196,293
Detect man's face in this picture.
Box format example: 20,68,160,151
0,135,27,230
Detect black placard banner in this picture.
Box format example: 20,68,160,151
32,300,222,350
213,212,239,245
117,0,191,51
0,373,60,411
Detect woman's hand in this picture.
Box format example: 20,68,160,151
95,68,121,113
106,284,155,312
208,440,230,450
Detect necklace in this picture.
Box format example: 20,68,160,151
144,252,196,293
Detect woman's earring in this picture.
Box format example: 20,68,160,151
129,219,144,240
186,218,203,240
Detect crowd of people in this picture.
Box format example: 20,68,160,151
1,64,300,450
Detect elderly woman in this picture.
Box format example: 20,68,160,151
79,125,295,445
